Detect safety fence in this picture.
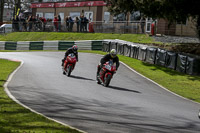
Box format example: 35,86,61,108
1,20,196,36
102,40,200,76
0,40,103,51
5,21,144,34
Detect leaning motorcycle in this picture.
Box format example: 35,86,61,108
63,53,77,76
96,60,116,87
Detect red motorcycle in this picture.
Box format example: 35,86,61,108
96,60,117,87
63,53,77,76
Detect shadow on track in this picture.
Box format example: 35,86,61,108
108,85,141,93
69,75,95,81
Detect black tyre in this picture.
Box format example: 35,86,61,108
67,65,72,76
104,74,111,87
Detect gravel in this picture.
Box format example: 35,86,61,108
152,35,200,43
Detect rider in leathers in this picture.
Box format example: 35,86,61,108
62,45,78,66
97,49,119,75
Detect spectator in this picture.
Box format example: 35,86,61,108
83,16,89,32
75,16,80,32
27,15,33,32
69,16,74,32
32,16,36,31
35,16,42,31
54,16,58,31
58,15,61,31
80,15,84,32
65,16,69,31
40,17,47,31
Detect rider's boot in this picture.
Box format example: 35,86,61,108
61,58,65,66
97,65,101,76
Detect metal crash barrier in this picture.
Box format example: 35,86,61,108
102,40,200,76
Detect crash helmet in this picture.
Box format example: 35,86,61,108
110,49,117,58
72,45,78,52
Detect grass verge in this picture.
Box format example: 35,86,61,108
80,50,200,103
0,59,82,133
0,32,156,44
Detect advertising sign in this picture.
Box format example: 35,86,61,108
31,1,106,8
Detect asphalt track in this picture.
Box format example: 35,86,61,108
1,52,200,133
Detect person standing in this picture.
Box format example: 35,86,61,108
40,17,47,31
65,16,69,31
58,15,61,32
75,16,80,32
27,15,32,32
83,16,89,32
69,16,74,32
53,16,58,32
80,15,84,32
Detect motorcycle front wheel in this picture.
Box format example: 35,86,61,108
104,74,111,87
67,65,72,76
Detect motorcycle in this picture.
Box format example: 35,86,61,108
96,60,116,87
62,53,77,76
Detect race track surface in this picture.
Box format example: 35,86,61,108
1,52,200,133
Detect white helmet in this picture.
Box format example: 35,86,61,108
110,49,117,58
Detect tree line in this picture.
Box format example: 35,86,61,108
105,0,200,38
0,0,30,23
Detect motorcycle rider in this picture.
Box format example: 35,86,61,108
61,45,78,66
97,49,119,76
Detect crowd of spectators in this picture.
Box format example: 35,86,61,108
12,14,47,32
12,13,90,32
53,14,89,32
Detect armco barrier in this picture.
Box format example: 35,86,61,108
43,41,59,50
130,45,139,59
91,40,103,50
110,41,117,51
165,51,177,70
186,54,200,75
138,45,147,61
145,47,157,64
0,41,5,50
5,42,17,50
29,42,43,50
117,42,124,55
176,53,187,73
123,44,131,57
17,41,30,50
102,41,110,52
58,41,74,50
155,48,167,66
75,40,92,50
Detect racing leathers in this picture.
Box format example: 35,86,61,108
62,48,78,66
97,54,120,75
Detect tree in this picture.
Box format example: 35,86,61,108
105,0,200,38
0,0,5,23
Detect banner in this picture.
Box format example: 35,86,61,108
31,1,106,8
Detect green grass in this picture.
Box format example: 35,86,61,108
0,32,156,44
0,59,82,133
80,50,200,103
